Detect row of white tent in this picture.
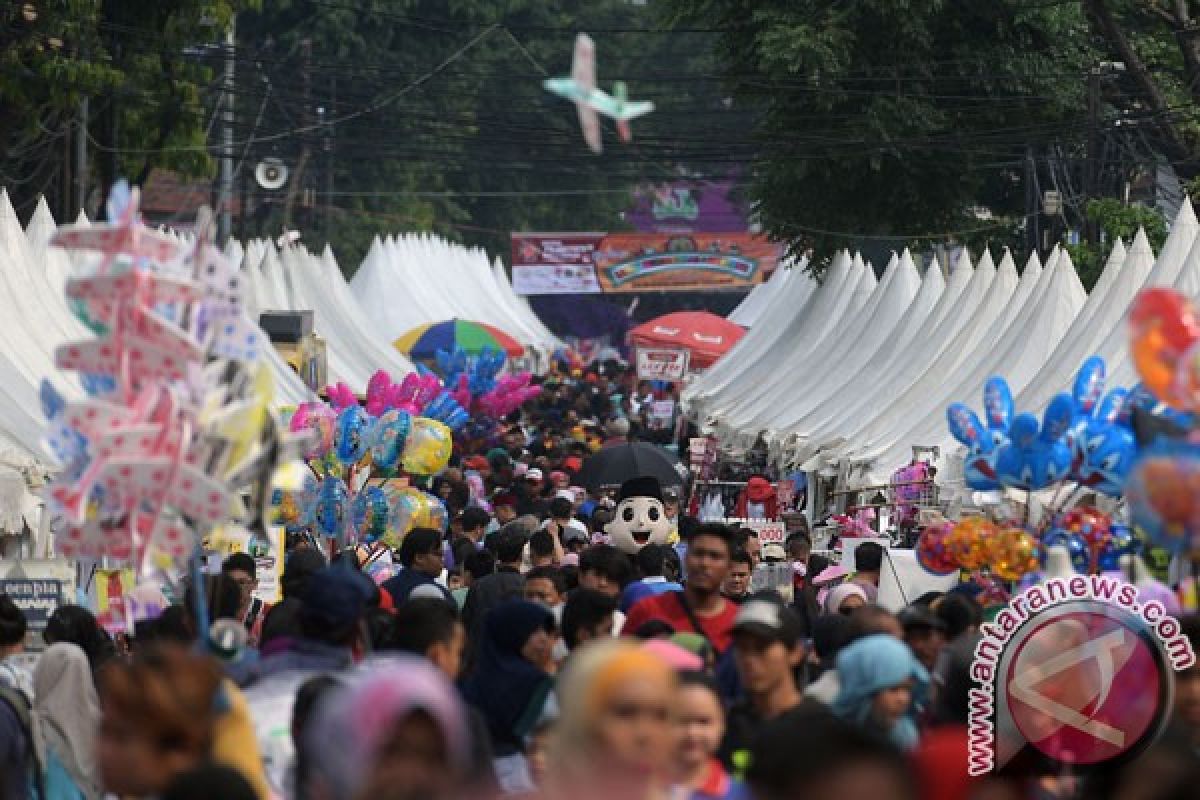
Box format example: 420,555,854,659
726,256,803,327
0,191,560,474
689,198,1200,487
348,235,560,357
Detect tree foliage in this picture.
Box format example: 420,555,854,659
1082,0,1200,179
238,0,736,268
0,1,254,219
663,0,1098,277
1065,197,1167,288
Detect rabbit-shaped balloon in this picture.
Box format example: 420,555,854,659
436,347,471,388
994,393,1075,490
1067,357,1135,496
325,382,358,410
365,370,395,417
946,376,1013,490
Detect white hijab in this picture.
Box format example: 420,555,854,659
33,642,101,800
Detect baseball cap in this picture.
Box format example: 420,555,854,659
898,605,948,633
526,468,544,481
762,543,788,562
300,566,374,631
733,598,803,646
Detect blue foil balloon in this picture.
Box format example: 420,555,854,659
370,409,411,470
1097,524,1140,571
335,406,370,464
1042,529,1089,572
351,485,390,543
313,477,349,539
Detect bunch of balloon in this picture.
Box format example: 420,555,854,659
1126,288,1200,558
274,371,466,549
916,516,1040,591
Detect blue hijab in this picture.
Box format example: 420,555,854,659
833,634,929,750
461,600,554,753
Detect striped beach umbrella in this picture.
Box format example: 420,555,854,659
393,318,524,359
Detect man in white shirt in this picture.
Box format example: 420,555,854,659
541,495,589,542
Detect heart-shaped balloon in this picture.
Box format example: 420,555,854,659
1125,441,1200,555
1130,288,1200,408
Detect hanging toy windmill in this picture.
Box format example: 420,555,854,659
43,182,310,574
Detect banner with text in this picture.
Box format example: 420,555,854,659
511,232,781,294
511,234,604,294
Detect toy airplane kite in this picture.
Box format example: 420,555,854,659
543,33,654,154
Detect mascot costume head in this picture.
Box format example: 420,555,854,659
607,476,674,554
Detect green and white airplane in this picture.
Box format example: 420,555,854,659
543,33,655,154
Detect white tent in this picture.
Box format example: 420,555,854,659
1023,198,1198,405
704,250,872,445
721,251,915,446
728,261,793,327
766,248,983,463
349,233,561,357
266,241,416,390
836,248,1086,482
682,254,822,417
682,198,1200,487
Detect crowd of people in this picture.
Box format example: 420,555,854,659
0,365,1198,800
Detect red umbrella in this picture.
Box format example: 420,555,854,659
628,311,746,369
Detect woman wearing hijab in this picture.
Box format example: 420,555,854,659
461,600,556,794
42,606,117,679
549,639,678,800
822,583,868,616
833,634,929,751
33,643,101,799
304,657,471,800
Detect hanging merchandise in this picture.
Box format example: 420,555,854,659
274,368,464,548
42,185,302,575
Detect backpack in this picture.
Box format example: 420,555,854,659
0,685,45,800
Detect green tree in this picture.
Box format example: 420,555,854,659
237,0,741,268
1065,198,1167,288
0,1,255,220
1083,0,1200,180
663,0,1097,277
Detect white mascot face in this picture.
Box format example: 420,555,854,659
607,495,673,554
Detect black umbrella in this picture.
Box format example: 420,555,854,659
575,442,686,490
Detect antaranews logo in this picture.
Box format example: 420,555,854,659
967,574,1196,776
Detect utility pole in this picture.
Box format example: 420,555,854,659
75,96,88,217
323,76,335,238
281,38,312,233
217,19,236,243
1084,61,1126,245
1025,146,1038,259
61,121,72,221
1085,66,1100,245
